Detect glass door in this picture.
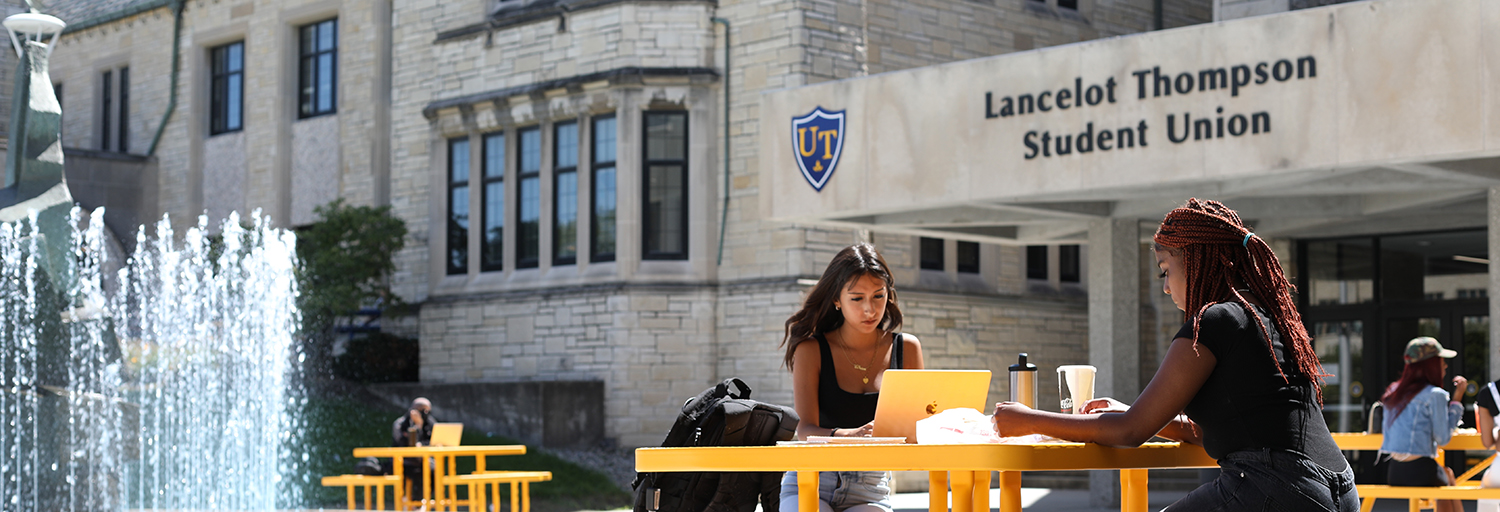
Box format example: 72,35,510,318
1313,320,1365,433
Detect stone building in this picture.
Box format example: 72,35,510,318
32,0,1221,455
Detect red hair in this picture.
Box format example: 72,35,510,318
1153,198,1328,404
1381,357,1446,422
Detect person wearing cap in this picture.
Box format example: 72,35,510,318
1379,337,1467,512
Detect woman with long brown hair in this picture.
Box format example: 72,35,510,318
992,198,1358,511
778,243,924,512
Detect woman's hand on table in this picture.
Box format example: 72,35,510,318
991,401,1036,437
1079,397,1130,415
835,422,874,437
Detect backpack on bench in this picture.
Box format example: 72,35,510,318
632,378,799,512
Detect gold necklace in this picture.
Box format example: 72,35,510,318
834,332,883,384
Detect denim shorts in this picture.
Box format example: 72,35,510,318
1164,448,1359,512
778,470,893,512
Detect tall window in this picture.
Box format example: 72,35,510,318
591,116,617,262
919,237,944,270
447,138,470,275
553,122,579,265
957,241,980,274
481,133,505,271
210,42,244,135
1026,245,1048,280
517,127,541,268
643,112,688,260
298,19,337,118
117,67,129,152
100,70,111,151
1060,244,1081,283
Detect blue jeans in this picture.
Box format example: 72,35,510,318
1164,449,1358,512
778,470,892,512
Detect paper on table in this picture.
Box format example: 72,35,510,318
804,436,907,444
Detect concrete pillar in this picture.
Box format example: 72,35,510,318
1086,217,1141,507
1490,188,1500,382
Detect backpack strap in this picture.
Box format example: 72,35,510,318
892,333,904,370
1488,382,1500,417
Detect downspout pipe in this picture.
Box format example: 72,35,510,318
711,16,729,266
146,0,183,156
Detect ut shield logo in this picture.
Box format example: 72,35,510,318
791,107,845,192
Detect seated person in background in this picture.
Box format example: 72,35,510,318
392,397,435,500
1475,368,1500,509
778,243,925,512
1380,337,1466,512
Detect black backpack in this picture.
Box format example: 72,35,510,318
632,378,799,512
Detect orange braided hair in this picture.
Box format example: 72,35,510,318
1153,198,1327,404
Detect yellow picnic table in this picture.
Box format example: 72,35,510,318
636,441,1217,512
1331,432,1494,482
353,445,527,511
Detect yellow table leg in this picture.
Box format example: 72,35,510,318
951,470,975,512
973,471,991,512
799,471,820,512
1120,469,1149,512
423,456,433,512
347,485,357,511
522,481,532,512
393,457,406,511
511,481,520,512
365,485,374,510
378,483,386,511
997,471,1022,512
929,471,949,512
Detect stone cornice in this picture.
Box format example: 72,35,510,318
421,66,718,120
434,0,716,44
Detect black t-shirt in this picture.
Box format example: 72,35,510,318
1177,302,1348,472
1475,380,1500,418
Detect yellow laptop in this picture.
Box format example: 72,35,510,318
430,423,463,447
872,370,992,443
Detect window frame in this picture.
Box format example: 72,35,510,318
117,66,129,152
919,237,944,271
590,115,618,263
100,69,111,151
957,241,980,274
552,121,579,266
516,125,542,269
297,18,338,119
1060,244,1081,283
210,42,245,135
446,137,471,276
480,132,505,272
642,111,690,261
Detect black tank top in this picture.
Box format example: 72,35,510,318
816,333,904,429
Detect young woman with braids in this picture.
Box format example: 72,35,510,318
777,243,925,512
992,198,1358,511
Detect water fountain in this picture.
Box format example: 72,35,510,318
0,6,305,511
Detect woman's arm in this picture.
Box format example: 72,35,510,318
902,334,925,370
1427,387,1462,449
1479,410,1497,450
790,340,865,440
993,336,1215,448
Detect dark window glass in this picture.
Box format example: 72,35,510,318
957,241,980,274
517,127,541,268
1058,0,1078,8
643,112,688,260
117,67,129,152
1378,230,1488,303
1060,244,1081,283
447,138,470,275
919,237,944,270
298,19,337,118
1306,238,1375,305
553,121,578,265
52,82,61,113
1026,245,1048,280
591,116,617,262
481,133,504,272
211,42,244,134
100,70,111,150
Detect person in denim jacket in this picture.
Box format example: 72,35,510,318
1380,337,1467,512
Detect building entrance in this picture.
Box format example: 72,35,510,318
1300,229,1490,482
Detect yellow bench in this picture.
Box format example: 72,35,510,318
1355,484,1500,512
321,474,402,510
455,471,553,512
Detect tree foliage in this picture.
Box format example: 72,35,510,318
295,199,409,367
